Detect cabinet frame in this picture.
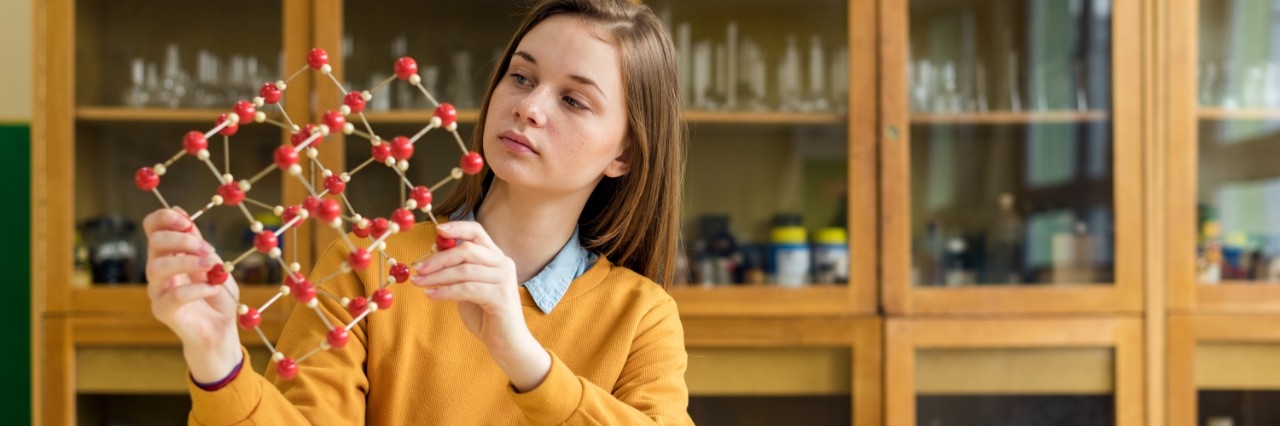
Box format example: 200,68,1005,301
1166,0,1280,313
886,317,1145,426
879,0,1146,315
1168,314,1280,425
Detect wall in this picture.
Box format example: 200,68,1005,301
3,0,32,424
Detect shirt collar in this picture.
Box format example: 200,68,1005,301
453,209,596,314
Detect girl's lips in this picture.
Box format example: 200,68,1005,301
499,131,538,154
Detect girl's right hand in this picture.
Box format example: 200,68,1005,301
143,208,244,383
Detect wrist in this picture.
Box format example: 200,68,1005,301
184,329,243,383
493,332,551,393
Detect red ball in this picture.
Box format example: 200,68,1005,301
372,287,394,310
348,248,372,270
291,124,319,148
326,327,349,348
410,186,432,208
460,151,484,175
259,82,282,104
371,142,392,163
232,100,256,124
324,174,346,194
134,167,160,191
216,113,239,136
369,218,390,240
275,357,298,380
352,220,371,238
344,91,366,114
436,235,457,251
347,296,369,317
207,264,228,285
238,307,262,329
217,182,245,206
394,57,418,81
390,136,414,161
293,280,317,304
282,205,304,224
390,263,410,283
316,198,342,223
253,231,278,254
322,109,346,132
273,145,299,170
302,196,321,216
391,208,415,232
285,273,309,293
183,131,208,156
434,103,457,128
307,48,329,70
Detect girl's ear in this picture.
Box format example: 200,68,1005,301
604,148,630,178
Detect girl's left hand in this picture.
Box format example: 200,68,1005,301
410,221,551,391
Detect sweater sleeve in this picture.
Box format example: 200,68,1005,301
187,239,372,425
508,296,694,425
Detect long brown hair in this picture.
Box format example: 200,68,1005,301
434,0,685,287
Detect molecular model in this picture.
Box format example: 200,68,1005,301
133,48,484,380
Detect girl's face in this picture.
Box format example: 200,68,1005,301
481,15,630,198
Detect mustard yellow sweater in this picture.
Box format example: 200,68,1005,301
187,224,693,425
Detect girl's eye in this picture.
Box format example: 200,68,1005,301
510,73,530,86
563,96,586,110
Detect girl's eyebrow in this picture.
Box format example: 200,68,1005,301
513,50,606,100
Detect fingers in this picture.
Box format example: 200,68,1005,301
436,221,499,251
146,254,215,288
152,282,223,319
143,208,195,235
415,242,497,275
148,230,213,259
412,263,507,288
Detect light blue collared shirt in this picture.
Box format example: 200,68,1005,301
455,209,597,314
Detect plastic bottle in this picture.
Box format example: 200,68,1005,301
772,225,809,287
813,227,848,284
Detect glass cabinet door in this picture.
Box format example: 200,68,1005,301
1170,315,1280,426
70,0,298,289
883,0,1142,314
1170,0,1280,311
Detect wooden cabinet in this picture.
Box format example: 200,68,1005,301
1170,315,1280,426
1169,0,1280,313
887,317,1145,425
880,0,1145,315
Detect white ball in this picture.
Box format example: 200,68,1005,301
388,257,398,265
272,352,285,361
222,173,234,184
409,74,421,86
368,302,380,313
288,164,303,176
291,124,301,133
307,147,319,159
330,219,343,229
447,122,458,132
254,111,267,123
319,341,331,350
322,169,333,178
280,285,292,296
430,116,442,128
269,247,282,259
273,205,285,216
361,90,373,101
223,262,235,272
340,297,351,307
388,223,401,234
211,195,224,206
153,164,166,176
405,199,418,210
318,124,331,136
397,160,409,171
340,263,353,273
421,203,432,213
276,80,288,90
238,180,251,192
225,112,239,124
306,298,319,308
251,221,264,233
384,157,396,167
197,149,210,161
290,262,301,272
450,168,463,179
339,105,351,115
237,304,249,315
339,172,351,183
343,123,355,135
320,64,332,74
252,97,265,107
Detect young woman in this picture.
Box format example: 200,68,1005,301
142,0,691,423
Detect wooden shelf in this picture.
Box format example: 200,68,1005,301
1197,107,1280,121
682,110,845,125
70,285,293,316
669,285,855,317
358,109,846,125
910,110,1110,124
359,109,482,125
76,107,241,123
